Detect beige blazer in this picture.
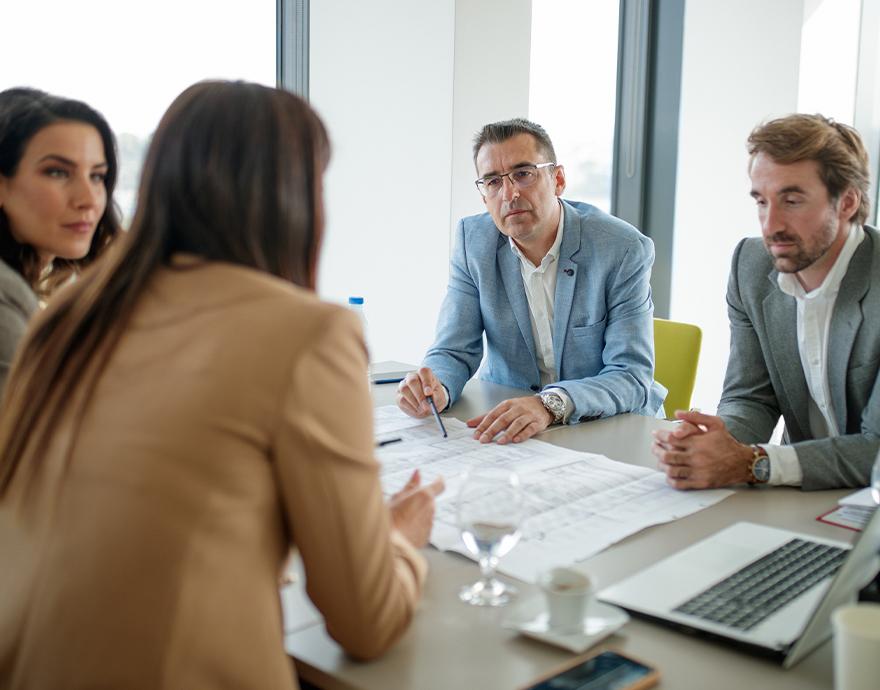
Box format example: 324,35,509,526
0,258,426,689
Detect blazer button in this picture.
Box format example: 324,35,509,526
530,385,540,392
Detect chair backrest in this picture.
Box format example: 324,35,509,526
653,318,702,417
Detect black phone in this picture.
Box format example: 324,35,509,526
521,650,659,690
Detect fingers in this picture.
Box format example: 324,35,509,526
389,475,443,549
403,469,421,491
507,420,543,444
472,403,506,440
397,367,438,418
669,421,703,439
653,444,689,467
425,475,445,497
466,414,485,428
674,409,725,431
469,397,551,444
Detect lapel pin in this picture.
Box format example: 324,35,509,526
564,268,574,276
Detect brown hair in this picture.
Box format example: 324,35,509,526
0,81,330,493
747,114,871,225
472,117,557,167
0,87,122,297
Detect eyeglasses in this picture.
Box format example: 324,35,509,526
474,162,557,198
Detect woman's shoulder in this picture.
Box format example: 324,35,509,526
144,258,352,337
0,259,39,317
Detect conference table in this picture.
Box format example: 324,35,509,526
283,369,852,689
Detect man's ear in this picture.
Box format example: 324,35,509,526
553,164,566,197
837,187,860,224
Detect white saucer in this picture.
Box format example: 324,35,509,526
502,598,629,653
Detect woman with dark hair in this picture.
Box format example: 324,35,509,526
0,81,442,689
0,87,121,392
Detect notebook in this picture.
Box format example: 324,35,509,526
599,508,880,668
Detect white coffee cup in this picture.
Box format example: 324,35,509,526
832,603,880,690
538,567,594,633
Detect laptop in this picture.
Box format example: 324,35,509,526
599,507,880,668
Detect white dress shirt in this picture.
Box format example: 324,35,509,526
764,223,865,485
508,201,575,422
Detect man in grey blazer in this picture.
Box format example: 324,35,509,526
653,114,879,490
398,118,664,444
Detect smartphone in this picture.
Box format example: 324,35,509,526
521,650,659,690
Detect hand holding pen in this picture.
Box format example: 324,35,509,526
396,366,449,429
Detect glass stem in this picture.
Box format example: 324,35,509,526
479,553,498,584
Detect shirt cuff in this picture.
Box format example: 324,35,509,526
440,384,451,412
543,386,575,424
763,444,803,486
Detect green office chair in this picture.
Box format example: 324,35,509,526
654,318,702,418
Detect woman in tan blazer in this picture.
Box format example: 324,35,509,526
0,81,442,689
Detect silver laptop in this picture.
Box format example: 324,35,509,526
599,508,880,667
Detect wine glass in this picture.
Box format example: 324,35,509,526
871,447,880,506
457,467,525,607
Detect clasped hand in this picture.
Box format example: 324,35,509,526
651,410,754,489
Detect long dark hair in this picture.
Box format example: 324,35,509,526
0,87,122,294
0,81,331,493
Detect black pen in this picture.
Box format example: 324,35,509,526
372,377,405,385
426,395,447,438
376,437,403,447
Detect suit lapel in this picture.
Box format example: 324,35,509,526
497,234,537,360
552,203,581,373
762,277,811,438
827,233,871,430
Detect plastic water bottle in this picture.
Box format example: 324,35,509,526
347,296,372,379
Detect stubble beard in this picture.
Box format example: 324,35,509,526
765,213,838,274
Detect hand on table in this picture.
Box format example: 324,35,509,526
651,410,753,489
467,395,553,445
389,470,445,548
396,367,448,418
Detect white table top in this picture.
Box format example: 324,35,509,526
284,375,851,689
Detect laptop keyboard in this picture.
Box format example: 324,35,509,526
673,538,847,631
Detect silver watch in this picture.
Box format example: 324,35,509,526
538,392,565,425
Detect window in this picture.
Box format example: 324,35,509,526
529,0,620,212
670,0,874,413
2,0,276,222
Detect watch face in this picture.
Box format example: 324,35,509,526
541,393,565,422
754,457,770,482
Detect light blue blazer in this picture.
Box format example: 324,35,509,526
423,200,665,422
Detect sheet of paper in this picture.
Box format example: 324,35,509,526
839,487,877,508
818,504,876,532
375,406,733,583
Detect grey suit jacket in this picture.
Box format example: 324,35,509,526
718,226,880,490
0,259,38,397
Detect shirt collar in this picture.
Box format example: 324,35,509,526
508,200,565,269
777,223,865,300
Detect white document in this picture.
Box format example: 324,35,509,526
839,487,877,508
375,406,733,583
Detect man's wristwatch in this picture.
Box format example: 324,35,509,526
538,391,566,425
748,444,770,484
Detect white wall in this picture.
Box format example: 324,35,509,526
670,0,804,412
310,0,456,365
449,1,533,236
311,0,532,366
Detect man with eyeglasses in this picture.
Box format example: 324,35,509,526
397,118,665,443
